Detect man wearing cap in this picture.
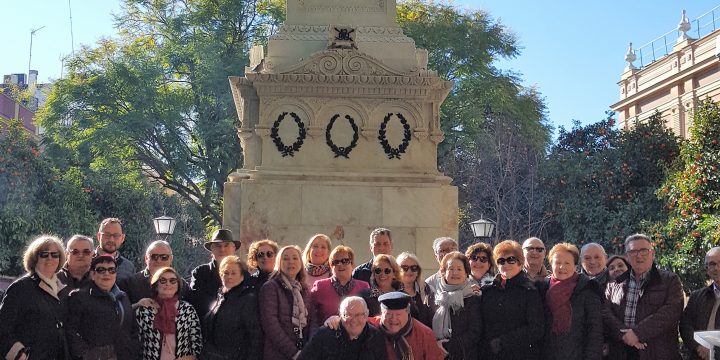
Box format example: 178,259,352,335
96,217,136,282
187,229,241,317
118,240,188,308
353,228,393,283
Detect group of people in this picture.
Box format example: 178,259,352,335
0,218,718,360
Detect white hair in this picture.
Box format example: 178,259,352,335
146,240,172,255
432,237,457,253
340,296,368,316
580,242,607,257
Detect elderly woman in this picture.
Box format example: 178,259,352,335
480,240,544,360
302,234,333,288
201,255,261,360
537,243,603,360
432,251,482,360
309,245,370,332
359,254,403,316
0,235,67,360
248,239,279,286
396,251,433,327
260,246,311,360
466,242,495,287
136,267,202,360
606,255,631,281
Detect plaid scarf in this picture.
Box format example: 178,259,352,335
331,276,356,297
623,271,647,327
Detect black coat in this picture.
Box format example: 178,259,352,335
188,260,222,318
480,273,545,360
0,274,67,360
352,260,373,283
201,280,262,360
117,268,188,305
441,294,482,360
65,283,139,360
536,274,604,360
57,267,92,299
298,323,387,360
680,284,719,360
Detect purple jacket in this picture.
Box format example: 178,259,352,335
259,277,310,360
308,278,369,332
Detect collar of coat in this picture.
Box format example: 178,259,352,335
613,263,662,288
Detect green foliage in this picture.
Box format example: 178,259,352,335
540,112,680,253
659,99,720,288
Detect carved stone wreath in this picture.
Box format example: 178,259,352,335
325,114,359,158
378,113,411,159
270,112,306,157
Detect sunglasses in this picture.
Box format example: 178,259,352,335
331,258,352,266
470,255,489,263
150,254,171,261
374,267,393,275
158,277,178,285
39,251,60,259
523,247,545,253
496,256,518,266
256,251,275,259
70,249,93,256
400,265,420,273
94,266,117,274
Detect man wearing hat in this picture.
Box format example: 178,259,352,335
370,292,445,360
187,229,241,317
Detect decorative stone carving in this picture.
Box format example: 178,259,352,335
281,48,409,77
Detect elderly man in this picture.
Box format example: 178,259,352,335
301,296,387,360
96,218,135,281
58,234,95,294
522,237,549,281
681,247,720,360
118,240,187,308
605,233,684,360
353,228,393,283
424,237,458,293
187,229,241,317
580,242,609,287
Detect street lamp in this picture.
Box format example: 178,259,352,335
153,215,176,241
469,217,495,244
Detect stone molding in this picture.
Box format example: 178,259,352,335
270,24,413,44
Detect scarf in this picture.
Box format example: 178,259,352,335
331,276,356,297
547,272,579,334
36,270,61,297
305,263,330,277
380,315,414,360
280,274,308,337
154,296,179,335
432,278,475,340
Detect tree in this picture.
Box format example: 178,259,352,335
659,99,720,288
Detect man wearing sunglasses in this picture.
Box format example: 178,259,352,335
353,228,394,283
96,217,136,282
118,240,187,308
522,237,549,282
58,234,96,295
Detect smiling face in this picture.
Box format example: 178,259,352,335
496,251,522,279
91,260,117,292
444,258,467,285
607,258,629,280
399,258,419,285
145,243,173,276
522,238,545,267
381,308,409,334
370,234,392,257
331,251,354,283
36,244,62,278
156,270,179,299
309,237,330,265
580,245,607,276
469,250,490,280
256,244,276,273
551,250,577,281
373,259,395,290
280,248,302,279
341,299,368,339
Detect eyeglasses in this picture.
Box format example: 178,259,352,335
150,254,171,261
374,267,393,275
158,277,178,285
470,255,489,263
706,261,720,269
70,249,93,256
626,248,651,257
94,266,117,274
496,256,518,266
342,312,368,320
331,258,352,266
400,265,420,273
256,251,275,259
99,232,123,239
523,247,545,253
39,251,60,259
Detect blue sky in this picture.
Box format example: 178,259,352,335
2,0,719,134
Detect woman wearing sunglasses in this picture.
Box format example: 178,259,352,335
359,254,403,316
309,245,369,334
0,235,68,360
396,251,433,327
465,242,496,287
302,234,333,288
480,240,544,360
136,267,202,360
247,239,279,287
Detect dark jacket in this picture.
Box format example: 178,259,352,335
441,294,482,360
188,260,222,318
118,268,188,305
480,272,545,360
247,269,271,288
352,260,373,283
536,274,604,360
65,283,139,360
0,274,67,360
581,268,609,290
96,249,136,283
200,280,261,360
605,265,684,360
359,281,403,317
298,323,387,360
260,277,311,360
408,290,434,328
680,284,719,360
57,267,92,298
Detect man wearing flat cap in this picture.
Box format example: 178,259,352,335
187,229,242,317
369,292,445,360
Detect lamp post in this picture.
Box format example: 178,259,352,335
469,217,495,245
153,215,176,241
